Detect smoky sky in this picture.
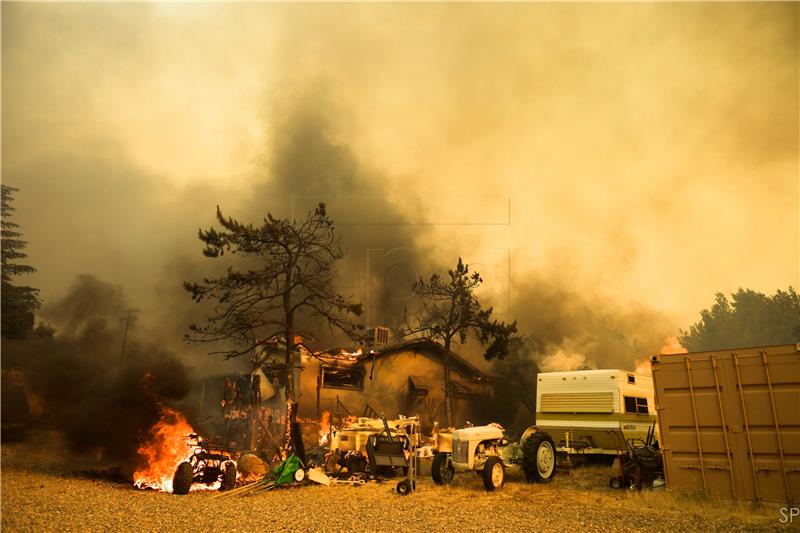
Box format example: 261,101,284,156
2,2,797,370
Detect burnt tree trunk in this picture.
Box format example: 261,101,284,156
443,336,453,427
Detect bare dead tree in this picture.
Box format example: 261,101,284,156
404,257,516,426
184,202,363,409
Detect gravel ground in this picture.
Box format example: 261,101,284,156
1,432,787,532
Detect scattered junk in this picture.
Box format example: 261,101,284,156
172,434,237,495
431,423,557,491
236,453,268,480
651,343,800,504
534,369,658,466
214,455,316,498
364,416,420,495
324,415,421,495
606,423,664,490
306,466,332,486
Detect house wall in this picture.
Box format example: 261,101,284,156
296,348,485,429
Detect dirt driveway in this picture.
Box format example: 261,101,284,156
0,433,787,532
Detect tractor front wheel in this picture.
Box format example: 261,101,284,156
431,452,454,485
482,456,505,491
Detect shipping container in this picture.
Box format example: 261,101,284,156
651,343,800,504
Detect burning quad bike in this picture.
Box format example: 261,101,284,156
172,434,237,495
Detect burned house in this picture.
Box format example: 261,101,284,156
188,334,516,451
297,338,500,430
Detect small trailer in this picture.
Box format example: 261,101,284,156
535,369,658,463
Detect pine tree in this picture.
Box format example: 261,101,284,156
404,257,517,426
1,185,41,339
184,202,363,404
680,287,800,351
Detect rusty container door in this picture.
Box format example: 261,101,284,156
651,344,800,504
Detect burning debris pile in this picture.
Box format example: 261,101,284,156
214,412,424,498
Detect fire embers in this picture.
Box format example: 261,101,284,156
133,406,220,493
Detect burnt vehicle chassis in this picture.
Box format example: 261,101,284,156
172,434,237,495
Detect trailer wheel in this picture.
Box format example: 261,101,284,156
221,461,237,491
482,456,505,491
431,452,454,485
522,431,556,483
609,476,622,489
172,461,194,495
396,479,412,496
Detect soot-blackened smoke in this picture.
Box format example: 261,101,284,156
24,275,191,464
245,96,431,338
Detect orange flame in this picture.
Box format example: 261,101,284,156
660,336,688,355
319,409,331,446
635,336,689,376
133,406,219,492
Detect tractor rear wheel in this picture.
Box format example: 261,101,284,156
431,452,454,485
172,461,194,495
482,456,505,491
522,431,557,483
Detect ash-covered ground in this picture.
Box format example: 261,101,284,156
0,430,783,533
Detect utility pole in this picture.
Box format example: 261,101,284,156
119,308,139,366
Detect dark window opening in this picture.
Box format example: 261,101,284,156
624,396,649,414
408,377,434,397
322,368,364,390
627,374,636,384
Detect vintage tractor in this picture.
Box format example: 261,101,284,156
431,424,557,491
172,434,237,495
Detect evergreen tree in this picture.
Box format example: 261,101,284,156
1,185,40,339
680,287,800,351
184,202,363,405
405,257,517,425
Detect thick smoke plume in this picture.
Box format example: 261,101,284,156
507,276,678,372
243,95,430,336
2,3,796,373
14,275,191,465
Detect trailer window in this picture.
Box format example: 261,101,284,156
624,396,649,414
321,368,364,390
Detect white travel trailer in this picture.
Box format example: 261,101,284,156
535,369,657,459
